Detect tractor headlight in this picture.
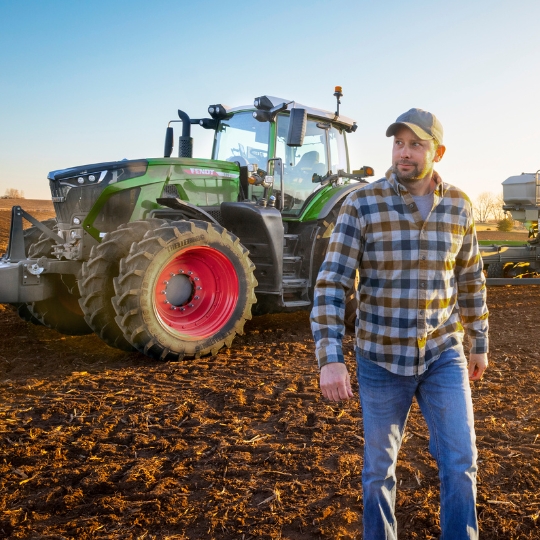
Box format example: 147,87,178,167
208,104,229,120
67,170,108,187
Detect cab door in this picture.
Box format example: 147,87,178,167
275,114,330,215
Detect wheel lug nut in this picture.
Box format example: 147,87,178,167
170,272,175,277
194,277,200,281
188,271,193,275
160,290,166,294
188,304,194,308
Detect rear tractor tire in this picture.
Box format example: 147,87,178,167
112,220,257,360
78,219,167,351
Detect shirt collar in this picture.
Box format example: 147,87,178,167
388,170,444,197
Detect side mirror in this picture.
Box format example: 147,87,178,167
164,127,174,157
287,108,307,147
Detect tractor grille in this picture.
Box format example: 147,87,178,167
48,159,148,227
93,188,141,232
50,182,102,225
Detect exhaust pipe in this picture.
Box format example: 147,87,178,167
177,109,193,158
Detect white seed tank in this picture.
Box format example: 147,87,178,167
502,173,539,206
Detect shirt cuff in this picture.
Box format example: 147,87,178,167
470,336,489,355
316,345,346,369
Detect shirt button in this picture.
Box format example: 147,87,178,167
409,203,415,208
421,256,426,260
421,282,426,288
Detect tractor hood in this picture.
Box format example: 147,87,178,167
48,159,148,185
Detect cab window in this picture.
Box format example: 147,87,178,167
213,111,270,170
329,126,349,174
275,114,329,215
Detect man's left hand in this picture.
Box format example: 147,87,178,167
469,353,488,381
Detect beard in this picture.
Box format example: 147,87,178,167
392,160,424,183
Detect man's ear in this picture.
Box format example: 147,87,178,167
434,144,446,162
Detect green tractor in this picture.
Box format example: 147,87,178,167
1,87,373,360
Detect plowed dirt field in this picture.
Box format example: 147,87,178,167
0,201,539,539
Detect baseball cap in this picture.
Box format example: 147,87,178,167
386,108,443,144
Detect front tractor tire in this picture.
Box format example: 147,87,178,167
78,219,167,351
27,228,92,336
12,218,57,325
112,220,257,361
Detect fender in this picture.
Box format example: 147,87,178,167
153,197,222,225
318,182,368,221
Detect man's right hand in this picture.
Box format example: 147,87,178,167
320,362,355,401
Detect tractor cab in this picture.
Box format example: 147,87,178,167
211,91,361,215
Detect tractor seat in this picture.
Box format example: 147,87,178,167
226,156,248,166
296,151,320,170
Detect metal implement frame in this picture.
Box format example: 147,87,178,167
3,206,63,262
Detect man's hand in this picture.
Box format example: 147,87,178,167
469,353,488,381
320,362,355,401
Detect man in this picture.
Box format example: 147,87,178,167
310,108,488,539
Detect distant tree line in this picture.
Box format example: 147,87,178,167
473,191,520,231
1,188,25,199
473,191,505,222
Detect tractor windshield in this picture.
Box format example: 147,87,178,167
213,112,270,170
275,114,349,215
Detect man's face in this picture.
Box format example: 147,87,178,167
391,126,444,183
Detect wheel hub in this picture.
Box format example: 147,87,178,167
165,274,193,306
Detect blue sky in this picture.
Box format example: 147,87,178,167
1,0,539,201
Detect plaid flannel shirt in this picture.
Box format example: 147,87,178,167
310,172,489,376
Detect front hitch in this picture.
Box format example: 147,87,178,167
3,206,63,263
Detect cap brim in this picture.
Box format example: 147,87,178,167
386,122,432,140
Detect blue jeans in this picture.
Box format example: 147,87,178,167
356,347,478,540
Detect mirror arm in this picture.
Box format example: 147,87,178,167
313,169,371,187
336,169,367,181
313,172,338,186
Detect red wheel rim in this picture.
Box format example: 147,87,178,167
153,246,239,339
